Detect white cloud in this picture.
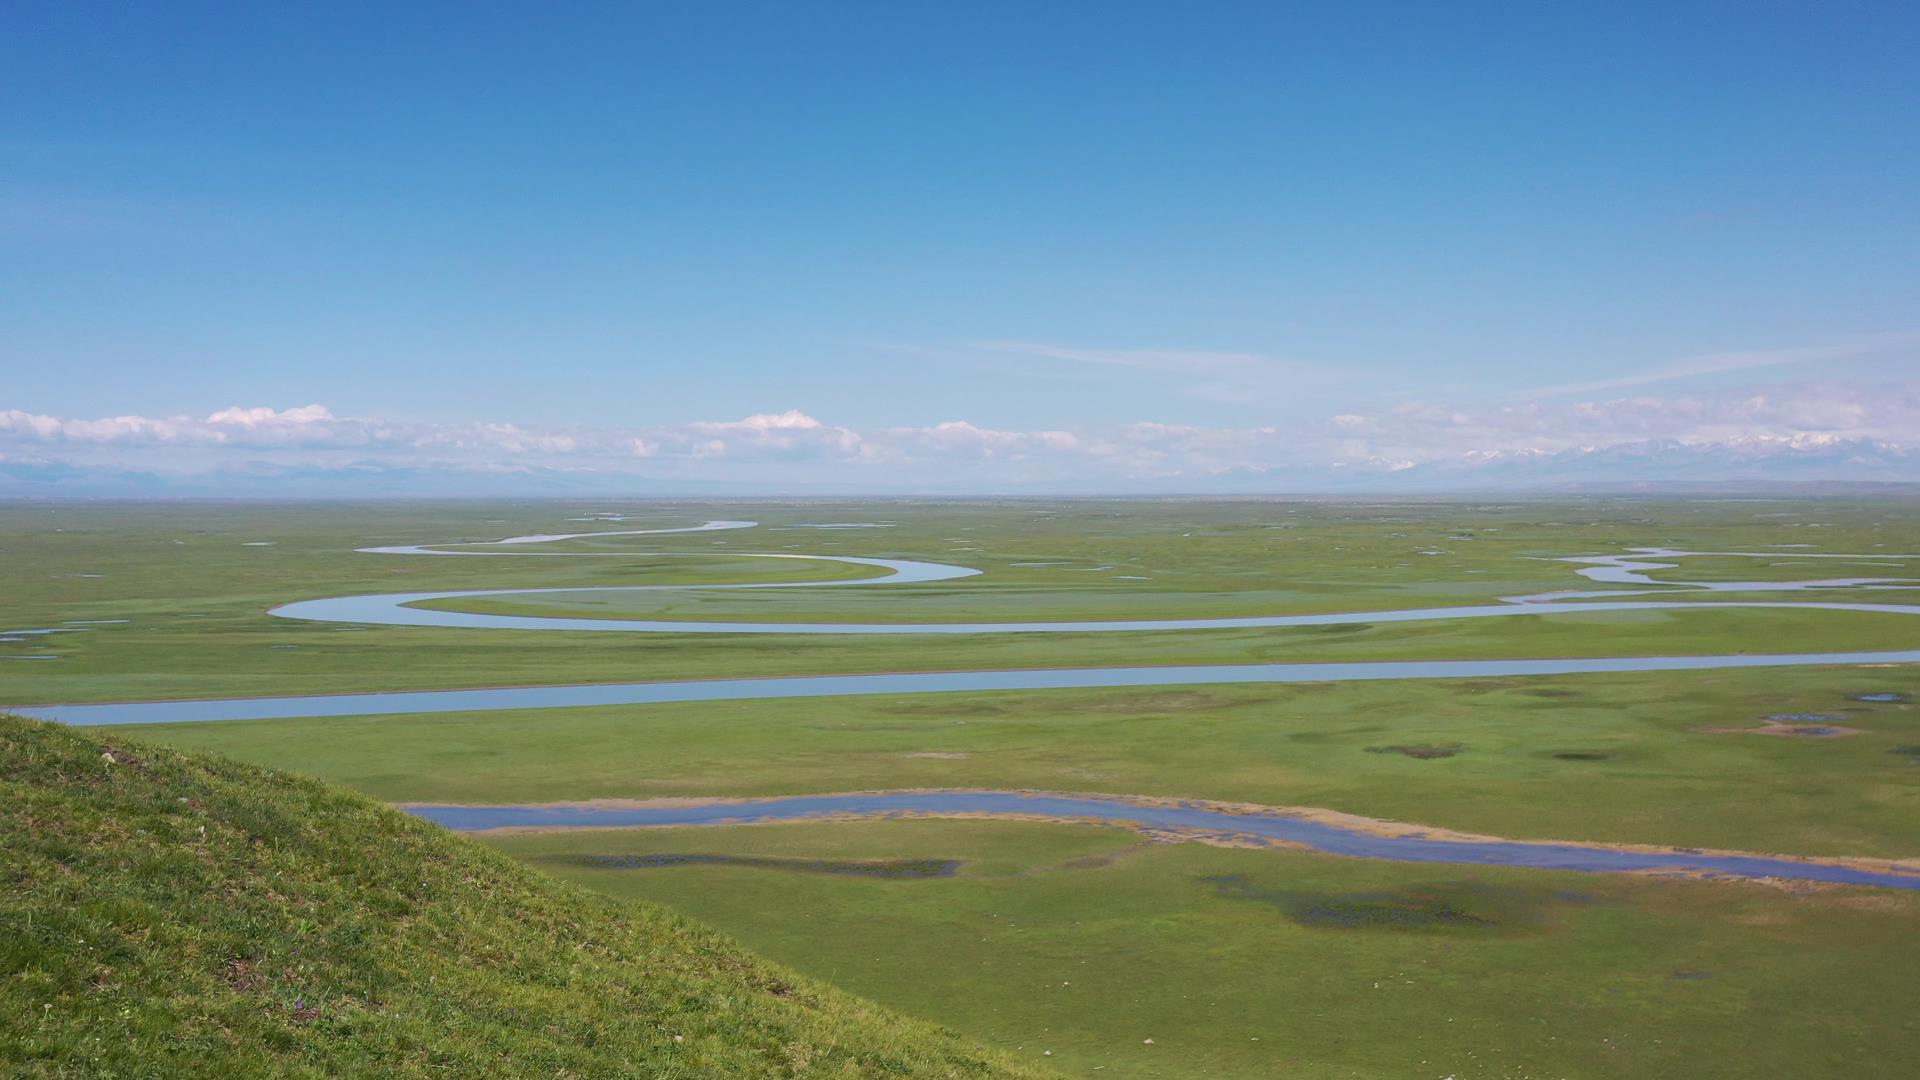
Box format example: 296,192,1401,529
878,420,1082,461
205,403,336,427
1,403,344,446
683,411,862,458
691,409,823,432
5,381,1918,491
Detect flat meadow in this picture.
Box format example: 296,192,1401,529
5,496,1919,1077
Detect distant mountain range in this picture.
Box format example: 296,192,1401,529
0,459,789,498
3,435,1916,498
1377,435,1920,491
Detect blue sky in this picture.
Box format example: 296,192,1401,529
4,3,1918,491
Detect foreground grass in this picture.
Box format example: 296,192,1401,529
0,716,1045,1079
498,817,1920,1079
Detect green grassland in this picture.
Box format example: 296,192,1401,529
128,665,1920,860
4,495,1920,1077
0,716,1042,1078
493,818,1920,1080
1636,553,1919,583
5,498,1920,705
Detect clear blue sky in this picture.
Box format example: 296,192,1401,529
4,3,1918,491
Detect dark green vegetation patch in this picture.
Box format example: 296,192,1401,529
1202,875,1574,931
544,852,962,879
0,716,1041,1079
1364,743,1464,760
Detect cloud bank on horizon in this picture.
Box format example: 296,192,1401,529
6,363,1918,494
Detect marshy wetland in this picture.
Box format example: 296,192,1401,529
7,496,1920,1077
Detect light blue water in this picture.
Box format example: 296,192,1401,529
25,650,1920,726
271,594,1920,634
263,540,1920,635
404,791,1920,891
15,525,1920,887
13,530,1920,726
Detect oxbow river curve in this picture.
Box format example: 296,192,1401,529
16,520,1920,890
21,520,1920,727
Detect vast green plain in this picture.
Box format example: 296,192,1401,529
5,496,1919,1077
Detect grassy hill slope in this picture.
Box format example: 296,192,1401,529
0,715,1045,1079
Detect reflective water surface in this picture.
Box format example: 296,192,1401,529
406,790,1920,891
24,649,1920,726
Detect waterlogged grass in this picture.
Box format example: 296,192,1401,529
0,716,1043,1079
493,818,1920,1080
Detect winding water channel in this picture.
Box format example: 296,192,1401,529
267,526,1920,634
24,522,1920,725
15,520,1920,889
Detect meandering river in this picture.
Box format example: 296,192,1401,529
22,522,1919,725
14,520,1920,889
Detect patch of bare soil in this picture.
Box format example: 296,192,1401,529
99,747,150,771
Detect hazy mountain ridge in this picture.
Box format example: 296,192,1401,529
3,435,1915,497
1383,436,1919,488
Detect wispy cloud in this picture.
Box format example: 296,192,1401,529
967,340,1286,374
964,340,1343,405
1510,332,1920,400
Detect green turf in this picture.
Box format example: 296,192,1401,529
0,716,1043,1079
490,818,1920,1079
5,495,1919,1077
